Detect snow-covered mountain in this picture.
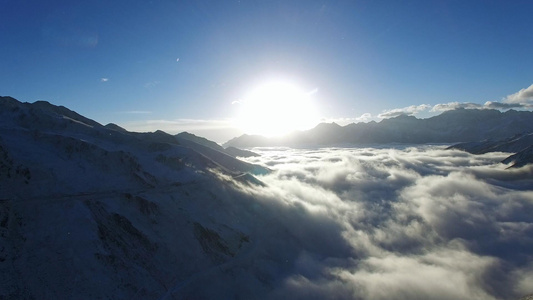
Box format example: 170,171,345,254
224,108,533,148
0,96,277,299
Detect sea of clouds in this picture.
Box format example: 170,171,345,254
231,145,533,300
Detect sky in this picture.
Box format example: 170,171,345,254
2,0,533,142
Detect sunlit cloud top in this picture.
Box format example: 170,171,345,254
504,83,533,104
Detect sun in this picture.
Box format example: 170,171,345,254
235,80,320,137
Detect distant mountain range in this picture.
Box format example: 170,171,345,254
224,108,533,148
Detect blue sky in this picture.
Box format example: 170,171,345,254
2,0,533,142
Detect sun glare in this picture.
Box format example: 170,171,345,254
235,80,319,137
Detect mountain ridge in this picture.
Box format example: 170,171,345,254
0,96,274,299
224,108,533,148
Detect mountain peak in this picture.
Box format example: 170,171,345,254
176,131,225,152
31,99,102,127
312,122,342,129
104,123,127,132
382,114,418,122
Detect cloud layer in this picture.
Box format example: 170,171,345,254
376,83,533,119
235,146,533,299
378,104,431,118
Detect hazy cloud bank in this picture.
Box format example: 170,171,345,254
235,146,533,299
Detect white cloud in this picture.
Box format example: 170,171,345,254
100,78,109,82
428,83,533,112
356,112,373,122
431,101,482,112
504,83,533,104
234,146,533,299
378,104,431,118
419,84,533,114
335,249,499,300
431,98,533,113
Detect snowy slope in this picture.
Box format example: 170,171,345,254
0,97,276,299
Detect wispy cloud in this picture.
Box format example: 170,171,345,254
144,81,159,89
100,77,109,82
119,110,152,114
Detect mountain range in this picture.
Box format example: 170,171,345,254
0,96,273,299
224,108,533,148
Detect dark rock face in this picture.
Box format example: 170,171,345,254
502,145,533,168
449,133,533,168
